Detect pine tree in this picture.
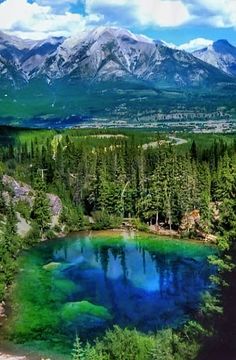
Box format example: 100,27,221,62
72,336,86,360
31,177,51,235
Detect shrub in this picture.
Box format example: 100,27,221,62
15,200,31,221
132,218,149,232
60,205,84,231
94,326,154,360
91,211,122,230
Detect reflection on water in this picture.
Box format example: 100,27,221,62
5,231,216,357
52,233,213,333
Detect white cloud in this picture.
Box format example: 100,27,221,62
87,0,192,27
37,0,78,4
0,0,101,39
178,38,213,52
1,0,236,41
188,0,236,28
135,0,192,27
87,0,236,29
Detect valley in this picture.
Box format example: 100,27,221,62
0,21,235,360
0,27,236,128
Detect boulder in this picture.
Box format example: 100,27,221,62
179,209,201,232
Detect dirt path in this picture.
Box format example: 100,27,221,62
142,135,188,150
169,136,188,146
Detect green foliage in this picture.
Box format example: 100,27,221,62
15,200,31,221
0,204,20,301
72,337,86,360
60,205,85,232
93,326,154,360
0,130,236,359
200,291,223,317
61,301,112,321
91,211,122,230
132,218,149,232
31,177,51,234
22,221,40,246
71,325,204,360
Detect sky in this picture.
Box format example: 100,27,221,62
0,0,236,51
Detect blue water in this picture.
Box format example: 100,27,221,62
56,233,214,333
6,231,216,357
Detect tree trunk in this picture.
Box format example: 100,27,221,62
156,211,159,228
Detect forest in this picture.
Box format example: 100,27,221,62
0,128,235,360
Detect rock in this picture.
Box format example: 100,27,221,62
2,175,33,206
204,234,217,243
179,209,201,232
47,193,62,216
2,175,63,223
0,355,27,360
43,262,61,271
179,208,217,243
16,212,31,237
61,301,112,321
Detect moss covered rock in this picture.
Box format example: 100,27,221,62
61,301,112,321
43,262,61,271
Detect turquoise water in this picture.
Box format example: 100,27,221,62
4,231,216,358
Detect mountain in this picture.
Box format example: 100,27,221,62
20,36,64,76
0,27,233,90
0,32,64,85
33,27,232,88
193,40,236,77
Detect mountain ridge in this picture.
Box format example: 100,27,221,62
0,27,234,89
193,39,236,77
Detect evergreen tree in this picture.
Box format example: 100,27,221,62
31,177,51,235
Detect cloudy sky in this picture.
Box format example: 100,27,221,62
0,0,235,51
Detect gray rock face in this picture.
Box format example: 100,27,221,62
2,175,33,206
193,39,236,77
0,32,63,85
0,28,233,88
2,175,63,217
36,27,231,87
47,193,63,216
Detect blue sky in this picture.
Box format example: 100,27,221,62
0,0,235,50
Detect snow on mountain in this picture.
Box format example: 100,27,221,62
35,27,232,87
0,32,64,80
20,36,64,75
193,40,236,77
0,28,233,89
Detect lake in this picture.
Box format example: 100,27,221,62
2,231,216,359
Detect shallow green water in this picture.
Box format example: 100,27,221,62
3,231,216,359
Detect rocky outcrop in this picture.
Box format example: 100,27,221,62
47,193,62,217
2,175,33,207
180,209,217,243
179,209,201,233
2,175,63,219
